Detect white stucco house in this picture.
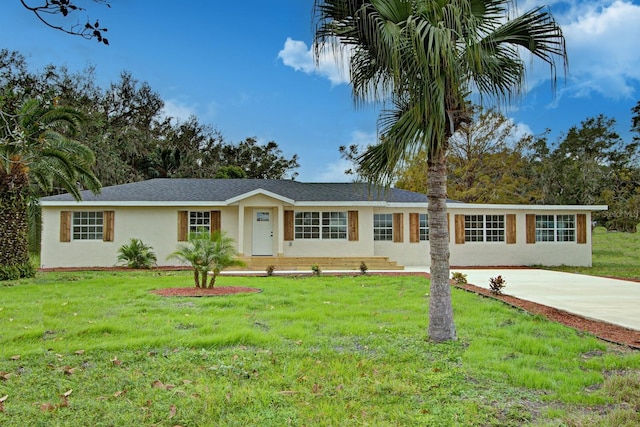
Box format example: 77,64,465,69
39,179,607,270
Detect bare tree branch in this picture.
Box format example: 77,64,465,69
19,0,111,44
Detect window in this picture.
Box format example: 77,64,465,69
295,212,319,239
294,211,347,239
190,211,210,234
322,212,347,239
464,215,483,242
535,215,555,242
536,214,575,242
419,213,429,241
464,214,505,242
72,211,103,240
557,215,576,242
485,215,505,242
374,213,393,241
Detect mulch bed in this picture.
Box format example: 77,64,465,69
455,282,640,350
151,286,262,297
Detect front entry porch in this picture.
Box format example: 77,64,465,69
233,256,404,271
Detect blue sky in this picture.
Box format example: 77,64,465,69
2,0,639,182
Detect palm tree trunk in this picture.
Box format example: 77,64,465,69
0,163,35,280
193,270,200,288
427,154,456,342
200,268,208,288
208,272,217,289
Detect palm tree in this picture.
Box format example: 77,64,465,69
117,238,158,269
168,232,209,288
0,93,101,279
314,0,567,342
207,231,246,287
168,231,245,289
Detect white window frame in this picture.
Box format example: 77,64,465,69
294,211,347,239
321,212,347,239
374,213,393,241
465,214,505,243
294,212,319,239
419,213,429,241
72,211,103,241
536,214,576,242
189,211,210,234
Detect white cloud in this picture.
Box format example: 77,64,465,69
312,130,378,182
281,2,640,103
562,0,640,99
278,37,350,85
525,0,640,100
161,99,219,124
314,159,353,182
348,130,377,147
161,99,197,122
513,122,533,140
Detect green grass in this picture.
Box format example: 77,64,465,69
1,270,639,426
548,226,640,280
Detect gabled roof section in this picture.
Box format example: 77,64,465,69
40,179,429,206
224,188,296,205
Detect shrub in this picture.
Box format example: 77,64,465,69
0,261,35,281
311,264,321,276
489,275,507,295
266,265,275,276
451,272,467,285
359,261,368,275
117,238,157,269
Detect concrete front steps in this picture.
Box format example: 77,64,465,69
234,256,404,272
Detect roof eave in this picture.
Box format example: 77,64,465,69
446,203,609,211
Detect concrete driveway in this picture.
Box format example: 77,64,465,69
454,269,640,331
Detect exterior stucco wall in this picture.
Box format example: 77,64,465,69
40,206,240,268
40,202,597,269
281,206,375,258
448,208,593,267
279,206,431,265
370,207,431,267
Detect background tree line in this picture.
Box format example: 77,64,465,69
0,48,300,190
343,105,640,232
0,48,299,265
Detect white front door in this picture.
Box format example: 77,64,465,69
252,209,273,256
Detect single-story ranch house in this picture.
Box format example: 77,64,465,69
39,179,607,270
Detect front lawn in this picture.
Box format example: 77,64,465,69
1,271,639,426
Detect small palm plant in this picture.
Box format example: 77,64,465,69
168,231,245,288
208,231,246,287
117,238,157,269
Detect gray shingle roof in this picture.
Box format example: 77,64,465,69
40,179,429,204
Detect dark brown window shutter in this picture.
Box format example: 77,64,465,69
577,214,587,244
506,214,516,244
393,213,403,243
60,211,71,242
409,213,419,243
284,210,294,241
211,210,221,235
348,210,359,241
454,215,465,244
103,211,115,242
178,211,188,241
526,214,536,244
